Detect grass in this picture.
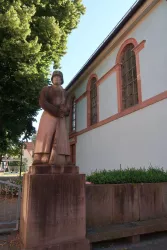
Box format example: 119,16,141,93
0,172,25,177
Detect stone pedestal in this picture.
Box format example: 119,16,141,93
20,167,90,250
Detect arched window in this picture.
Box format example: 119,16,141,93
90,77,97,125
71,97,76,132
121,43,138,110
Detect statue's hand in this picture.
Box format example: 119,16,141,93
64,110,70,116
53,105,63,118
59,110,64,118
59,105,69,117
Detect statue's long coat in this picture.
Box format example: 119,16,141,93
34,85,70,162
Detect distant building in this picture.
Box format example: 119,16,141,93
23,142,34,167
0,142,34,172
0,158,20,172
66,0,167,174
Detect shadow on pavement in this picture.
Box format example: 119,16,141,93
92,231,167,250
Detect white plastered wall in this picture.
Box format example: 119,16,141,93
99,72,118,121
71,0,167,173
77,99,167,174
76,98,87,132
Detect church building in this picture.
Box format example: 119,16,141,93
66,0,167,174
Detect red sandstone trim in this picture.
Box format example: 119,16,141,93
133,40,146,54
87,74,98,127
69,135,77,144
74,64,122,107
116,38,138,63
116,63,122,113
70,39,146,135
116,38,145,112
75,91,87,103
75,90,167,137
69,136,77,164
69,132,77,139
96,64,119,87
73,39,145,108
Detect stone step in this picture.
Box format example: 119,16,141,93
87,217,167,243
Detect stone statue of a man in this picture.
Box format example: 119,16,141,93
33,71,71,167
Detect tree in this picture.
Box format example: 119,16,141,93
0,0,85,153
0,139,23,163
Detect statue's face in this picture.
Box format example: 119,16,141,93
52,75,61,86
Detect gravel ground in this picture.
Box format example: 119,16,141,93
0,233,21,250
1,232,167,249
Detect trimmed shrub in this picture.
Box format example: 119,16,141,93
10,177,23,186
0,178,22,196
86,167,167,184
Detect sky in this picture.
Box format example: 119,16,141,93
33,0,137,130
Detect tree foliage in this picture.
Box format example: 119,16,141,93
0,0,85,153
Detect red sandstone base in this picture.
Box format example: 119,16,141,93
20,172,90,250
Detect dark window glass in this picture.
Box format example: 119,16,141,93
90,77,97,125
71,97,76,132
121,43,138,110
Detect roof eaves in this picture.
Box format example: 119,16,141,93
66,0,146,91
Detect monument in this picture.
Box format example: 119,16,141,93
20,71,90,250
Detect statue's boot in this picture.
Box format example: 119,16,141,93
33,153,42,165
33,153,49,165
65,156,73,166
41,154,50,164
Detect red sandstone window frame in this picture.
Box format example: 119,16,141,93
116,38,143,113
70,142,76,165
87,74,98,127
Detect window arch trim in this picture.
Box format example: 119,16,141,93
116,38,138,63
87,74,99,127
116,38,142,112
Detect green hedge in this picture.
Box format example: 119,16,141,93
86,168,167,184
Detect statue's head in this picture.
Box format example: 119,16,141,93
51,70,64,85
